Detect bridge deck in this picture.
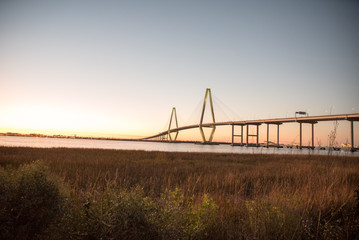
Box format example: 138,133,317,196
143,113,359,140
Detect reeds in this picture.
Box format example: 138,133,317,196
0,146,358,239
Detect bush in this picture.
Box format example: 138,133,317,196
0,161,65,240
0,160,217,240
57,187,217,240
147,188,217,239
57,187,159,240
244,200,285,239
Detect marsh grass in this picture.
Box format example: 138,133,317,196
0,146,358,239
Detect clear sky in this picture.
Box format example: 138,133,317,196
1,0,358,144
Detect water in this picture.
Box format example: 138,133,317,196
0,136,358,156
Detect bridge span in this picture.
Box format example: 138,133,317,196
142,89,359,151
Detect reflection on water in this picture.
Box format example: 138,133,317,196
0,136,358,156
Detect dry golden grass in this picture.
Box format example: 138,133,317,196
0,146,358,239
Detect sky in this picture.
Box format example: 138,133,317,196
0,0,359,145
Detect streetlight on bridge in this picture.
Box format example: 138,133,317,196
295,111,307,118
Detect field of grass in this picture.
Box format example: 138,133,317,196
0,146,358,239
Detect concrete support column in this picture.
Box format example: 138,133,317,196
232,124,245,146
241,125,244,145
299,122,302,149
277,124,280,147
246,125,249,146
256,124,259,146
351,121,354,151
266,124,269,147
311,123,315,148
231,124,234,145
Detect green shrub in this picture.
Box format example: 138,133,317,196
244,200,285,239
56,187,217,240
0,160,218,240
65,187,158,240
147,188,217,239
0,161,65,240
300,203,359,240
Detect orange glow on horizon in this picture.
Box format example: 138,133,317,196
1,121,358,147
1,103,358,145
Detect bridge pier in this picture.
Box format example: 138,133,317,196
231,124,244,145
347,119,359,152
246,125,248,146
266,124,269,147
350,120,354,152
257,125,259,146
241,125,244,145
168,107,179,142
231,124,234,144
277,124,280,147
246,124,261,147
298,121,317,149
199,88,216,143
299,122,302,149
159,134,168,141
311,123,315,148
266,123,282,147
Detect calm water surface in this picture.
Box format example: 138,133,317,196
0,136,358,156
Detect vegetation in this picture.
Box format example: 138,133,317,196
0,146,358,239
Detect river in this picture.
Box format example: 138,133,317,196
0,136,358,156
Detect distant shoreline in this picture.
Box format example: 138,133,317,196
0,132,199,143
1,133,357,152
0,132,227,144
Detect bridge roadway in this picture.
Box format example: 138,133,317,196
142,113,359,147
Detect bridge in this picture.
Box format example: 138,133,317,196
143,89,359,151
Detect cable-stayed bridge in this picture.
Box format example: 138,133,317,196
143,89,359,151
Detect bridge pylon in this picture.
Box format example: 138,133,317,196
199,88,216,143
168,107,179,142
